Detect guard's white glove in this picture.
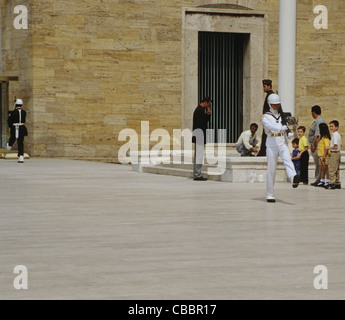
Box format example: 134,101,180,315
288,132,294,139
281,125,288,132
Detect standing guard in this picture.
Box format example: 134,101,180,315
257,79,275,157
261,93,300,203
6,99,28,163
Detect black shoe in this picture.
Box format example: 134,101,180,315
336,184,341,189
324,184,330,189
316,182,325,187
194,177,208,181
311,181,319,186
329,184,336,190
266,197,276,203
292,175,301,188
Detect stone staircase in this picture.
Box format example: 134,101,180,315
132,149,293,183
140,161,224,181
131,149,345,183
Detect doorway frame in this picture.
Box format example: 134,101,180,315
181,7,268,140
0,76,19,148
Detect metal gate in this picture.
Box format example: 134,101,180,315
198,32,245,143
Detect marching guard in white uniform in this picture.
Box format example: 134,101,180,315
261,94,301,202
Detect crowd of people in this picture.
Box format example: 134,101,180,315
291,118,342,190
192,79,342,202
6,86,342,199
237,80,342,200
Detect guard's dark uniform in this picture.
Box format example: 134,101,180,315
257,89,274,156
8,107,28,157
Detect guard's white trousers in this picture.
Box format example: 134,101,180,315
266,144,297,197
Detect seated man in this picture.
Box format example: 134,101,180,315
236,123,261,157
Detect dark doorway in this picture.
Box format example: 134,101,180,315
198,32,247,143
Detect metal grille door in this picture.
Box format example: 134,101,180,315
198,32,245,143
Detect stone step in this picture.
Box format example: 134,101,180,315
141,164,223,181
146,161,220,170
133,150,337,183
0,148,30,159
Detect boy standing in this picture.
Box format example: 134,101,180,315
326,120,342,189
291,138,301,175
297,126,309,185
308,105,326,186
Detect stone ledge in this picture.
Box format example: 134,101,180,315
132,151,345,183
0,152,30,159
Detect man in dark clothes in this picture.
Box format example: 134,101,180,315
192,97,212,181
257,79,275,157
7,99,28,163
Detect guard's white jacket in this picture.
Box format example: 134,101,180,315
261,110,288,148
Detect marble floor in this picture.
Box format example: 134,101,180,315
0,158,344,300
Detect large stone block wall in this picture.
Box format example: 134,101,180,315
28,0,197,160
1,0,34,154
1,0,345,161
295,0,345,136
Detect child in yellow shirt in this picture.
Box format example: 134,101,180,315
297,126,309,185
317,123,331,188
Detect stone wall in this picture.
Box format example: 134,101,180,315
3,0,197,160
27,0,195,160
1,0,345,161
1,0,33,154
295,0,345,136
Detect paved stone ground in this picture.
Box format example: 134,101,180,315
0,158,344,300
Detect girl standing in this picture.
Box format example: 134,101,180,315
317,123,331,188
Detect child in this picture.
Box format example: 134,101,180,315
317,123,331,188
326,120,342,189
291,138,301,175
297,126,309,185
